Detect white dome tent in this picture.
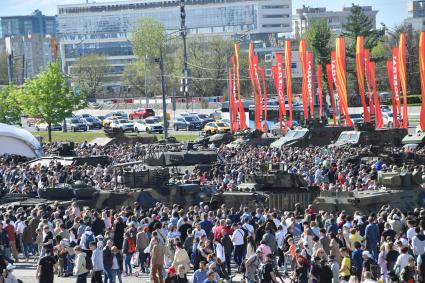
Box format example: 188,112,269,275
0,123,43,158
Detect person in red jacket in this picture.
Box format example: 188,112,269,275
4,219,18,262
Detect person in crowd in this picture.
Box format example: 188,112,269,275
90,241,104,283
73,245,89,283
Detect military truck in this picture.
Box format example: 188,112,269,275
313,171,425,214
210,164,320,211
270,125,352,148
402,132,425,164
331,126,408,148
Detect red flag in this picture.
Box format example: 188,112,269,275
229,57,238,132
331,51,341,123
253,55,263,131
356,36,370,122
284,40,293,127
326,64,337,125
248,42,261,130
335,37,353,126
369,62,384,128
234,43,246,130
419,32,425,132
317,64,323,118
307,51,314,118
398,33,408,128
387,60,400,128
261,67,268,132
299,39,308,120
364,49,375,120
274,53,287,131
392,48,401,116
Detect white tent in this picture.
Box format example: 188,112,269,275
0,123,43,158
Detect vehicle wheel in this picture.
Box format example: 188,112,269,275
186,125,190,131
206,130,211,135
84,128,87,132
72,127,76,132
146,128,150,134
36,127,40,131
159,131,163,134
174,125,178,131
135,127,139,133
120,128,125,133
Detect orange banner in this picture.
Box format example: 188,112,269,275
284,40,293,127
229,57,238,132
261,66,268,132
253,55,263,131
299,39,308,120
387,60,400,128
274,53,287,131
307,51,314,118
234,43,246,130
356,36,370,122
331,51,341,122
369,62,384,128
392,48,401,116
248,42,261,130
419,32,425,132
398,33,408,128
364,49,375,120
335,37,353,126
317,64,323,118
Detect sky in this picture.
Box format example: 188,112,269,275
0,0,408,28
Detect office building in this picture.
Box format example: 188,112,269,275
405,0,425,30
57,0,292,95
0,10,56,38
292,5,378,38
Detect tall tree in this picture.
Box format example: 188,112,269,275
305,19,332,103
0,85,21,124
18,63,87,142
71,54,110,99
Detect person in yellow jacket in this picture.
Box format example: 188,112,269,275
339,247,351,281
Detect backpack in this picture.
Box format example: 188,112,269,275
370,261,380,280
84,253,93,270
240,227,249,246
84,233,95,249
127,239,136,254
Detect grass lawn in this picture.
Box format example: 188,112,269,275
32,131,199,143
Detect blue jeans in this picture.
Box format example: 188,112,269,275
103,267,113,283
66,254,74,275
138,251,148,272
111,269,122,283
234,244,245,267
124,253,132,274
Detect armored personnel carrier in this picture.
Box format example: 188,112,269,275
331,124,407,148
38,182,99,201
210,164,319,210
313,171,425,214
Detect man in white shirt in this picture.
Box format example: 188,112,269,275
192,224,206,240
231,223,245,270
275,225,286,267
406,220,417,242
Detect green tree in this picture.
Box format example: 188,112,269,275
18,63,87,142
71,54,110,99
0,85,21,124
306,19,332,105
131,18,166,59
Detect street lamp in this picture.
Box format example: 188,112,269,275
5,37,13,85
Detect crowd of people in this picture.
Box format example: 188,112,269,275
0,140,423,283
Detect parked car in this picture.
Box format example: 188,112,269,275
26,117,40,127
382,112,397,128
380,105,392,113
80,113,93,119
35,122,62,131
102,116,120,127
173,115,203,131
349,114,363,125
105,111,128,119
197,113,214,126
128,108,155,120
109,119,134,132
82,117,102,129
64,118,87,132
133,119,164,133
203,121,231,135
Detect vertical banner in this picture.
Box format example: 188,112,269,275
398,33,409,128
326,64,337,125
317,64,323,118
364,49,375,121
419,32,425,132
274,53,287,131
387,60,400,128
248,42,261,130
261,67,268,132
369,62,384,128
356,36,370,123
234,43,246,130
307,51,314,118
331,51,341,123
335,37,353,126
299,39,308,120
253,55,263,130
229,57,238,132
392,48,401,116
284,40,293,127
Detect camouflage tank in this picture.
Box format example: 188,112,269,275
38,182,99,200
226,129,277,149
91,183,217,210
211,164,319,211
145,150,217,166
313,171,425,214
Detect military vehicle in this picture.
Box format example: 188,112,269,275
91,184,217,210
313,171,425,214
210,164,320,211
270,125,352,148
38,182,99,201
331,125,408,148
402,132,425,164
226,129,277,148
28,155,111,167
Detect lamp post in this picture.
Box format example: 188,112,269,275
5,37,13,85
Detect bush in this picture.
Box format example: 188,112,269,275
389,94,422,105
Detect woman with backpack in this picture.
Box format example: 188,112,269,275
122,232,135,276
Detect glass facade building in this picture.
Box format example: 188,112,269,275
57,0,292,92
0,10,56,38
